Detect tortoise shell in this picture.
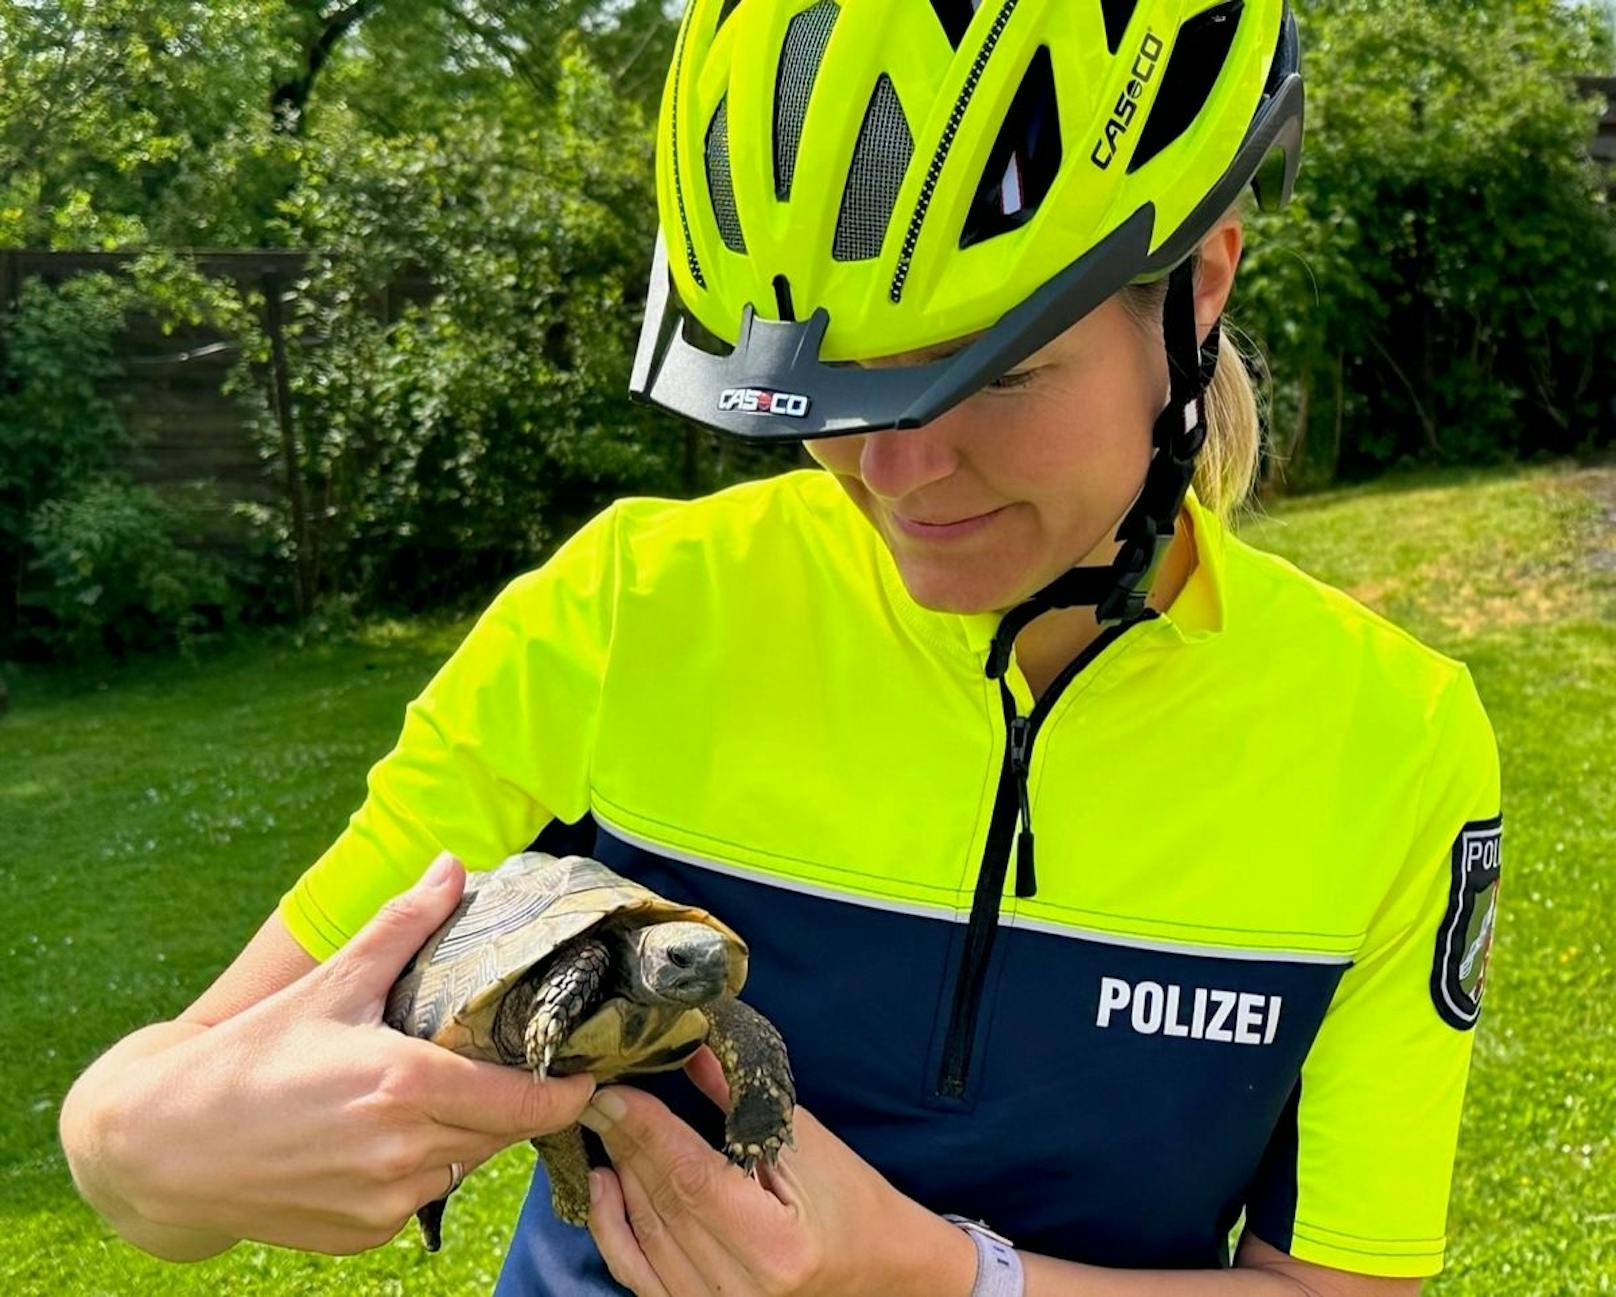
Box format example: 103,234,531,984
384,852,748,1080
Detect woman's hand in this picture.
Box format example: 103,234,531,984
583,1048,976,1297
63,857,595,1257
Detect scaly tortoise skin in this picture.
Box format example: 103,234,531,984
384,851,795,1250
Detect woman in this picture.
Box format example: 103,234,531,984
62,2,1503,1295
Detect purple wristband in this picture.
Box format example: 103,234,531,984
943,1215,1025,1297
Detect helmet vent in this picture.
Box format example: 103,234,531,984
775,0,841,200
705,98,748,253
890,0,1023,303
960,45,1060,249
929,0,979,49
1129,0,1244,174
1100,0,1139,56
668,14,706,289
716,0,743,31
833,75,914,263
773,275,797,321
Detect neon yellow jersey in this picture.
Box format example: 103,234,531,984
282,469,1501,1284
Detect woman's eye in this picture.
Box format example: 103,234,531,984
988,369,1038,392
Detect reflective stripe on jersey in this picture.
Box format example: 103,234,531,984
279,469,1502,1282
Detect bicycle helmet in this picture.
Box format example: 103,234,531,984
631,0,1303,648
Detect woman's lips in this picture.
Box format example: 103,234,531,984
891,505,1008,541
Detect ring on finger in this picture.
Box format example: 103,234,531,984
446,1160,466,1197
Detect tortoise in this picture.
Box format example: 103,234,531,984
384,850,795,1250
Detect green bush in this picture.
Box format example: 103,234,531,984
257,47,692,613
12,2,1609,647
0,275,133,527
0,271,237,661
19,478,234,658
0,273,139,652
1241,0,1616,486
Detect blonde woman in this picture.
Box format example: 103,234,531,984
64,3,1501,1295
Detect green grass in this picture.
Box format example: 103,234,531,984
1241,464,1616,1293
2,462,1612,1294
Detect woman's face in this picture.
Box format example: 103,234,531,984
805,222,1241,616
805,293,1167,616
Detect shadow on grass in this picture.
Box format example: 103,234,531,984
1252,456,1611,520
0,611,473,714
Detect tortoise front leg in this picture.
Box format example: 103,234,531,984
417,936,612,1248
490,934,612,1075
702,996,795,1173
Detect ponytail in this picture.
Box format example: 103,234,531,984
1121,238,1267,525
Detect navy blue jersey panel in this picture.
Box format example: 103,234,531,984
972,930,1339,1265
528,814,601,860
494,827,1348,1291
1242,1078,1303,1254
586,827,963,1132
496,1171,625,1296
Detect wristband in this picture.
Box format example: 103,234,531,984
943,1214,1025,1297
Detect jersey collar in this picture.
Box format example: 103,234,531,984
872,483,1229,666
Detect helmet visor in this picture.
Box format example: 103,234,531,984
630,209,1150,442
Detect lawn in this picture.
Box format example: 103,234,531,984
2,462,1612,1295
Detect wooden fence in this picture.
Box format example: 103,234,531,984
0,249,797,613
3,251,284,551
0,249,431,566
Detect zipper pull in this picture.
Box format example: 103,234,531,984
1009,716,1037,898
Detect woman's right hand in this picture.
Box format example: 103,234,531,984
62,856,596,1258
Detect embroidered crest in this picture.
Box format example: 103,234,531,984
1431,815,1502,1030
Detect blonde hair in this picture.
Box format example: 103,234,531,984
1122,261,1267,526
1198,324,1266,521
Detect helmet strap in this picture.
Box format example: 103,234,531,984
986,259,1219,681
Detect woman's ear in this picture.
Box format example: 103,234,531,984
1194,218,1244,346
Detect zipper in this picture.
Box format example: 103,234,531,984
935,611,1160,1099
936,680,1023,1098
1009,712,1036,899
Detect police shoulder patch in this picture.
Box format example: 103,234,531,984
1430,815,1503,1031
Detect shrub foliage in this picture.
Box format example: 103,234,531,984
0,0,1610,650
1243,0,1616,486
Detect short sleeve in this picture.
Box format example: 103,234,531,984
277,503,622,960
1244,666,1503,1278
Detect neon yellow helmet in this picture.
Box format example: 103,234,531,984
630,0,1303,635
632,0,1301,442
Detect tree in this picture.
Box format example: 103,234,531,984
0,1,303,247
0,2,676,249
258,43,685,609
1240,0,1616,484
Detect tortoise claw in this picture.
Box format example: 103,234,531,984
724,1134,788,1177
523,1008,568,1080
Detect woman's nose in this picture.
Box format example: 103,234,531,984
852,423,962,503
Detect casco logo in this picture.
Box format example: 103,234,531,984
718,388,812,419
1091,31,1165,171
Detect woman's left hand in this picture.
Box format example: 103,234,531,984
581,1048,975,1297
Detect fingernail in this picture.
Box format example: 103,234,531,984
422,854,457,888
579,1089,627,1133
588,1171,603,1205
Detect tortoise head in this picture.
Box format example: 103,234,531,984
620,920,732,1006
